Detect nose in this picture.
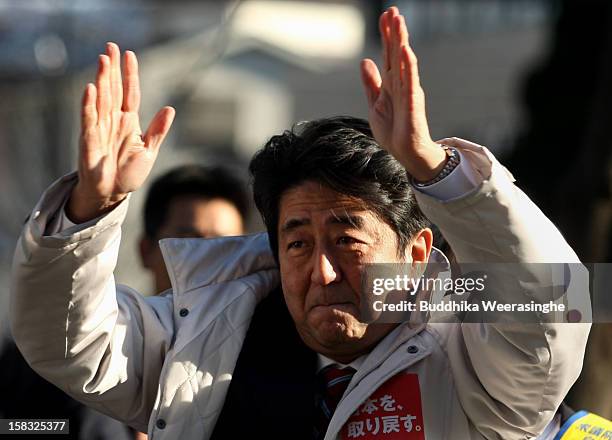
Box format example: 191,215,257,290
311,250,341,285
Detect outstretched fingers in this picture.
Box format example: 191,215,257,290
360,59,382,108
380,7,415,92
81,83,97,129
106,42,123,112
389,12,402,81
143,106,175,152
122,51,141,113
401,44,421,95
390,12,411,89
96,54,111,123
379,9,392,74
80,83,100,165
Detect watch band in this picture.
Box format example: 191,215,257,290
413,145,460,187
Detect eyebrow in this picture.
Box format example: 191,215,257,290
280,213,366,233
328,213,365,229
281,218,310,232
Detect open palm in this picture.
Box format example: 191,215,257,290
360,8,445,182
69,43,174,222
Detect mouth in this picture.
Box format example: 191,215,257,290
311,302,356,314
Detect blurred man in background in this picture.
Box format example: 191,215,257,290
139,165,248,294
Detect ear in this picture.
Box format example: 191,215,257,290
139,236,155,269
409,228,433,263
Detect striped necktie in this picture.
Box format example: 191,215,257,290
314,365,356,440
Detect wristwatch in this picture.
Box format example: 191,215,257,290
413,145,460,187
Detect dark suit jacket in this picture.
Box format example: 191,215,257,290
211,288,318,439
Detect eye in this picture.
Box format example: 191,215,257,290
287,240,304,250
337,236,358,245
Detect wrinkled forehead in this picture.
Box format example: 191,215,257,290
278,181,379,230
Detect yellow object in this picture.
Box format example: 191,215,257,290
556,411,612,439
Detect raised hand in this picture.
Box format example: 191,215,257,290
360,7,446,182
67,42,175,223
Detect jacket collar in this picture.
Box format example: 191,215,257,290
159,232,277,296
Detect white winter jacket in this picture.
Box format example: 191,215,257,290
10,138,590,439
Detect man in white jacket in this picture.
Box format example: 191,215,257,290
10,7,590,440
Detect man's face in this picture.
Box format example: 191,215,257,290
157,195,243,239
141,195,244,293
277,181,411,363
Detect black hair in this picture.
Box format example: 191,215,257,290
249,116,430,261
143,165,248,238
